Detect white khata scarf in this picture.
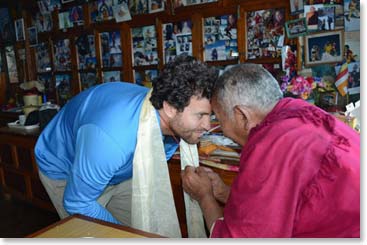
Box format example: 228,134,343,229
131,90,206,238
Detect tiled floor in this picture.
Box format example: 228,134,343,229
0,190,59,238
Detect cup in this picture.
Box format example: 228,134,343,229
18,115,26,125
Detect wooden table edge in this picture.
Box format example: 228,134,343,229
26,214,164,238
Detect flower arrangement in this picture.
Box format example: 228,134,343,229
281,75,316,100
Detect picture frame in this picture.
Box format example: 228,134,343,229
289,0,304,15
27,26,38,47
246,8,285,60
285,18,308,39
304,30,343,66
15,18,25,41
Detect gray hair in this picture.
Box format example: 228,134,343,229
214,63,283,117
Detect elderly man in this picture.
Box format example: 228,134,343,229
181,64,360,237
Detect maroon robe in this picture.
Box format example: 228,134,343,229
211,98,360,238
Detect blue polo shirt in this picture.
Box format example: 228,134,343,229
35,82,178,224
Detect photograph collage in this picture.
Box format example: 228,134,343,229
132,25,158,66
163,20,193,64
246,8,285,59
100,31,122,68
204,14,238,61
76,34,97,70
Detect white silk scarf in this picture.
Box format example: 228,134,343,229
131,90,206,238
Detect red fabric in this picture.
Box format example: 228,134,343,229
211,98,360,238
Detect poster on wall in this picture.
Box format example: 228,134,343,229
112,2,131,22
344,31,360,63
103,71,121,82
90,0,114,22
134,69,158,88
246,8,285,59
15,19,25,41
80,72,98,91
148,0,164,13
5,46,19,84
132,25,158,66
204,14,238,61
100,31,122,68
76,34,97,70
38,73,56,103
344,0,360,31
163,20,192,64
54,39,72,71
36,42,52,72
0,8,15,43
129,0,149,15
335,62,360,95
33,12,53,32
55,74,72,106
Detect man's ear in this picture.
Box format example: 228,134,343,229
162,101,178,119
233,105,250,130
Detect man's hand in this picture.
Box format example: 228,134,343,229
199,167,230,204
181,166,213,203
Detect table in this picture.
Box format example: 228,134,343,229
27,214,163,238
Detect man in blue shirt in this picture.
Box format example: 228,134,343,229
34,55,218,227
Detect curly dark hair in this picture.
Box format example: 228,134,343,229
150,54,218,112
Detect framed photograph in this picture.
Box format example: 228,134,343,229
304,30,343,66
204,14,238,61
15,18,25,41
344,0,360,31
27,26,38,47
285,18,308,39
290,0,304,15
148,0,165,14
246,8,285,59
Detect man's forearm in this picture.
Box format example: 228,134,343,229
199,194,223,231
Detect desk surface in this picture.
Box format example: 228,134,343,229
27,214,163,238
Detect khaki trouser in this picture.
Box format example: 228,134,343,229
38,170,132,225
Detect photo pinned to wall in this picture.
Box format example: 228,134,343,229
333,4,344,29
90,0,114,23
304,4,335,31
112,1,131,22
149,0,164,13
103,70,121,82
28,26,38,47
5,46,19,83
285,18,308,39
129,0,149,15
134,69,158,88
100,31,122,68
132,25,158,66
58,6,84,30
175,33,192,56
38,73,56,103
15,18,25,41
80,72,98,91
61,0,74,4
163,20,192,64
343,31,359,63
55,74,72,106
33,12,53,32
246,8,285,59
204,14,238,61
335,61,360,95
0,8,15,44
76,34,97,70
54,39,72,71
36,42,52,72
344,0,360,31
290,0,304,15
304,30,343,66
37,0,61,14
